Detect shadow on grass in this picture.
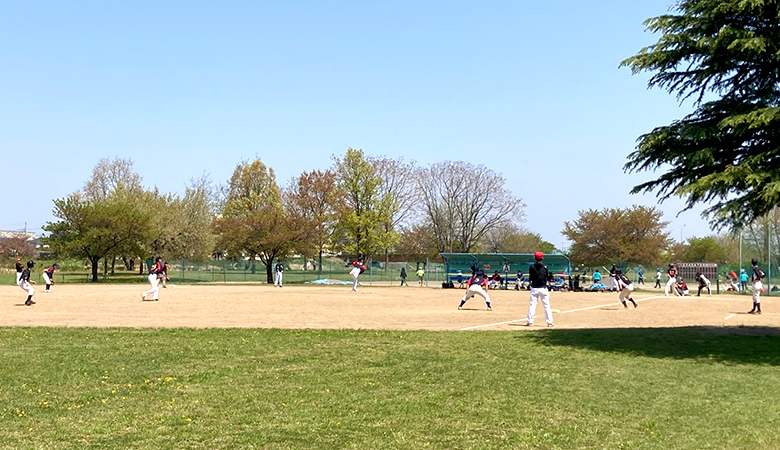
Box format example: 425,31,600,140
522,326,780,365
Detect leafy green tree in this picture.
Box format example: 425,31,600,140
284,169,338,277
214,160,300,283
622,1,780,229
44,193,149,282
332,148,394,258
679,236,727,263
562,205,671,267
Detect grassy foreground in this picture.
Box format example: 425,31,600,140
0,327,779,449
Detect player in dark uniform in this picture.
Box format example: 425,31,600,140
274,260,284,287
19,260,37,306
748,258,766,314
15,258,23,285
458,269,492,311
43,263,58,292
616,269,638,308
160,261,170,288
526,252,555,327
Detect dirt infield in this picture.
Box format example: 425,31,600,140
0,283,777,331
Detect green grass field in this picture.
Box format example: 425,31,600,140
1,327,778,449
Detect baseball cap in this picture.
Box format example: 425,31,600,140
534,251,544,260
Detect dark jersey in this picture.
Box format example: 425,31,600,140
20,268,31,283
149,261,163,275
16,262,23,273
44,266,56,276
619,274,631,286
529,263,551,289
468,273,487,287
275,263,284,273
753,266,765,282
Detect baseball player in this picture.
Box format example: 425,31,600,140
609,264,619,291
637,267,644,285
458,269,492,311
526,251,554,327
654,268,662,288
400,267,408,286
160,261,170,288
695,272,711,297
348,257,366,291
748,258,766,314
15,258,23,285
274,260,284,287
42,263,58,292
19,260,37,306
141,256,164,301
616,269,638,308
664,263,678,297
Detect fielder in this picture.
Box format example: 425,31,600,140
18,260,37,306
458,270,492,311
695,272,711,297
665,263,678,297
274,260,284,287
616,269,638,308
748,258,766,315
141,256,164,301
526,252,554,327
160,261,170,288
42,263,58,293
349,257,366,291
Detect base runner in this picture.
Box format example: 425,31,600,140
19,260,37,306
616,269,638,308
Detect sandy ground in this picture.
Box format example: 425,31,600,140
2,282,778,332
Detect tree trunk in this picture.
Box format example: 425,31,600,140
111,256,116,275
266,261,274,284
103,258,108,279
318,249,323,279
91,257,100,283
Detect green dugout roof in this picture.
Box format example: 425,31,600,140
440,253,571,276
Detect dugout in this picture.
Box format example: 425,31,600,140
440,253,571,287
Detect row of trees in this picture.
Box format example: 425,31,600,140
44,151,541,282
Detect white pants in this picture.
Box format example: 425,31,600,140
527,287,553,325
619,285,634,303
274,272,283,287
42,272,51,289
753,281,763,303
350,267,361,291
15,272,22,285
461,284,490,305
142,274,160,300
665,278,677,296
19,281,35,296
609,276,618,290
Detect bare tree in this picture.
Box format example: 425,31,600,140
83,157,143,201
368,156,418,268
416,161,524,253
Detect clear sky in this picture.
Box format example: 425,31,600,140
0,0,711,247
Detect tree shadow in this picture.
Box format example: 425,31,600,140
522,326,780,366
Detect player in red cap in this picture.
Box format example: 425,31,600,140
15,258,23,285
525,251,554,327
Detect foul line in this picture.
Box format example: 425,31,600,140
459,295,667,331
724,314,735,321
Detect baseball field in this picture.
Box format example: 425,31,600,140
2,284,780,449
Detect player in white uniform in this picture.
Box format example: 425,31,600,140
458,270,492,311
609,264,619,291
349,257,366,291
141,257,164,301
748,258,766,314
526,252,554,327
665,263,679,297
616,269,638,308
695,272,712,297
42,263,58,292
274,260,284,287
19,260,37,306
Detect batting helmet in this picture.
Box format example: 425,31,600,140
26,260,35,268
752,258,758,265
534,251,544,260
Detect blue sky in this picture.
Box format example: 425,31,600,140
0,0,710,247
